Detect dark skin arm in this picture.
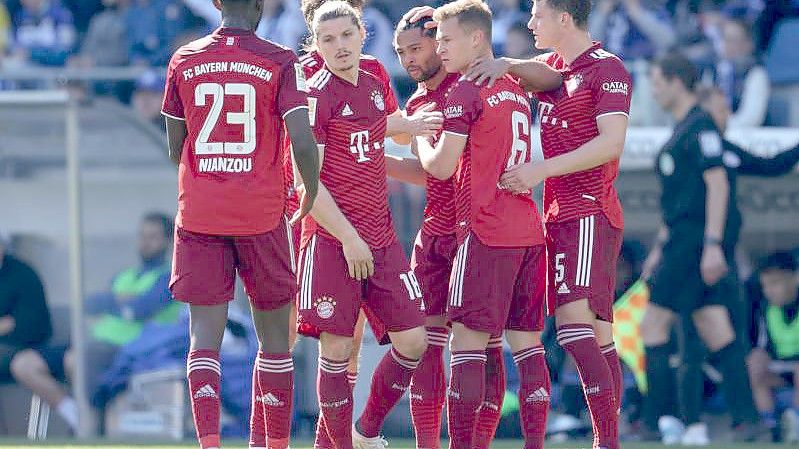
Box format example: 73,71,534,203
165,116,187,166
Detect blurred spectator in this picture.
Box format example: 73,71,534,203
747,251,799,441
255,0,306,50
11,0,76,66
710,18,770,128
0,1,10,55
590,0,676,61
489,0,528,52
8,213,179,433
126,0,188,67
668,0,716,68
0,234,78,432
362,1,398,73
69,0,129,68
503,21,538,59
132,70,167,129
61,0,103,35
756,0,799,52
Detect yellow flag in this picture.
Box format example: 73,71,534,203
612,279,650,393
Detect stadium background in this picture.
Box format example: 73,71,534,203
1,0,799,446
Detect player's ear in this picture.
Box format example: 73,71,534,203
213,0,222,12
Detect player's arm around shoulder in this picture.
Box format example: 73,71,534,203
415,82,474,180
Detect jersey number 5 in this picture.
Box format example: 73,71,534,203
195,82,256,155
507,110,530,169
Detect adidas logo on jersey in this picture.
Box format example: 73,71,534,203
257,392,285,407
525,387,550,403
342,104,354,116
558,283,571,294
194,384,218,399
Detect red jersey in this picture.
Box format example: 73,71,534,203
442,76,545,247
162,28,308,236
406,72,460,237
301,68,399,249
533,43,632,229
284,52,399,215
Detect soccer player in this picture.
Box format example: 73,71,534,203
160,0,320,448
295,3,427,449
639,53,765,444
464,2,632,448
413,1,551,448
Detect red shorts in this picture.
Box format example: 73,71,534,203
170,218,297,310
296,235,425,339
545,214,622,322
447,233,546,335
411,231,458,317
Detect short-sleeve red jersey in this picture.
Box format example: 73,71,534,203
406,72,460,237
533,43,632,229
301,68,399,249
441,76,545,247
284,52,399,216
161,28,308,236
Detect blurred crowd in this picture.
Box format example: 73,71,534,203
1,0,798,127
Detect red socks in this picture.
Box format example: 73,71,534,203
410,327,448,449
318,357,353,449
357,348,420,437
557,324,618,449
188,350,221,449
447,350,487,449
514,346,550,449
601,343,623,415
473,337,505,449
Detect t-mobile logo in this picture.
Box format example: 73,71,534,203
349,130,371,163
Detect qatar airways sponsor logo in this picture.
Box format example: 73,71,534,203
198,157,253,173
444,105,463,119
601,81,629,96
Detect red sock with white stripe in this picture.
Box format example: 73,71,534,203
557,325,618,449
257,352,293,449
473,336,505,449
357,347,420,437
318,357,353,449
249,361,266,449
514,346,550,449
188,350,222,449
314,371,356,449
410,327,449,449
448,350,487,449
601,343,623,413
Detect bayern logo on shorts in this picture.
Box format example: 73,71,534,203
371,91,385,111
314,296,336,319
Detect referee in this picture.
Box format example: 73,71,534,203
639,52,764,444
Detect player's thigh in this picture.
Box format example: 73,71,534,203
235,217,297,312
506,244,546,334
412,232,457,319
170,227,236,305
448,234,526,335
365,241,425,336
296,235,362,339
189,303,229,351
545,215,620,323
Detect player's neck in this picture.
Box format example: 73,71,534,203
331,65,359,86
671,94,697,122
461,49,494,76
422,66,448,91
555,30,593,66
220,17,256,32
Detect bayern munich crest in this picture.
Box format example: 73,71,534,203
371,91,385,111
314,296,336,319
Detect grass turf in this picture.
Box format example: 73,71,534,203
0,440,795,449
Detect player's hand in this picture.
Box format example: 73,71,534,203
403,6,436,27
500,162,547,193
290,184,316,225
406,103,443,138
700,243,728,286
465,57,511,87
641,246,662,281
0,315,15,336
342,235,374,281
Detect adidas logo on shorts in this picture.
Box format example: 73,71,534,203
194,384,218,399
525,387,550,403
557,283,571,294
257,392,285,407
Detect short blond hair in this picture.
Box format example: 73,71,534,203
433,0,492,40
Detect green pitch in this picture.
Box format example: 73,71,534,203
0,440,794,449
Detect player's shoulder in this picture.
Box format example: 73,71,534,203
358,53,389,77
406,84,428,109
586,47,629,76
688,107,717,131
300,50,323,72
243,37,299,65
170,34,216,65
448,76,482,98
307,68,336,95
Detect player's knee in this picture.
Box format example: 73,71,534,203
320,335,353,361
392,327,428,360
10,349,45,379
